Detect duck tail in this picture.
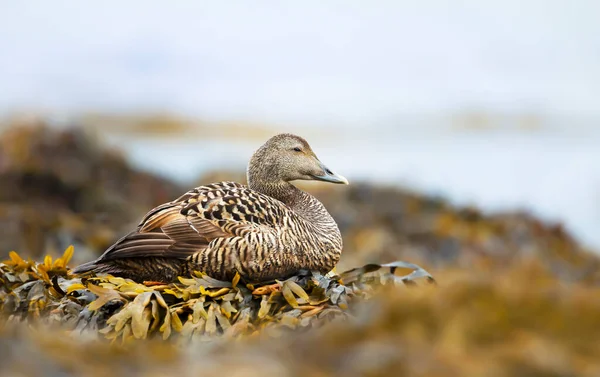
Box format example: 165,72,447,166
71,259,99,275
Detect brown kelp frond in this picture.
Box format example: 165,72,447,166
0,248,434,343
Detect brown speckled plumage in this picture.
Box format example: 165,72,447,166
73,134,348,282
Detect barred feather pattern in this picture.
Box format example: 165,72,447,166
75,180,343,282
179,181,343,281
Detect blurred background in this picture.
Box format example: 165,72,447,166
1,1,599,252
2,2,600,375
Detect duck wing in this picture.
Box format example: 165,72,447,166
79,182,285,266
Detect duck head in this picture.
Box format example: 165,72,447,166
248,133,348,186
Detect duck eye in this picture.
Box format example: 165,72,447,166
293,147,302,152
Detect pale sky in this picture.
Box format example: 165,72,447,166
1,1,599,127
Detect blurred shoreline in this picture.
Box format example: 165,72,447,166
6,112,595,251
3,119,600,376
2,2,600,372
1,120,598,277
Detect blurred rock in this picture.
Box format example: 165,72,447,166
0,121,183,262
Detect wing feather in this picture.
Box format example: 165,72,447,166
92,182,286,264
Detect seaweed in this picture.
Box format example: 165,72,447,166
0,247,434,343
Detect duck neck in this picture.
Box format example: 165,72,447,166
247,177,330,224
248,179,303,209
246,152,339,230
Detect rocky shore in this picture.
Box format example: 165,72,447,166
1,121,599,376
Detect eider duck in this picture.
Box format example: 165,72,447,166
73,133,348,282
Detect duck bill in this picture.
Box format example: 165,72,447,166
312,162,349,184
